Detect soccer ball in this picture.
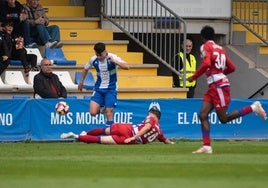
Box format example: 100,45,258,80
55,101,69,115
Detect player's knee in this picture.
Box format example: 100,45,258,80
199,112,208,121
90,110,98,116
218,117,228,124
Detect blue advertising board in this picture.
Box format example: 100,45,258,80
0,98,267,141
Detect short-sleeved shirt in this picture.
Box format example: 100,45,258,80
84,52,125,91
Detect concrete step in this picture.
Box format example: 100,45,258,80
20,0,70,5
233,1,267,9
64,51,144,65
117,76,172,88
50,17,100,29
0,88,188,99
117,88,187,99
62,40,129,52
233,24,264,43
88,64,158,77
60,29,114,40
259,45,268,54
52,64,158,77
233,9,267,20
45,6,85,17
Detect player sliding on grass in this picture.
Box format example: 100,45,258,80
187,25,267,154
61,102,175,145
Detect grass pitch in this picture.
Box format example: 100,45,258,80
0,140,268,188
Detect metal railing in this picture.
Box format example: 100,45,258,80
101,0,187,86
232,0,268,44
232,0,268,98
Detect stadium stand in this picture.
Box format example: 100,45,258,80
4,71,32,90
10,48,42,66
12,95,31,99
74,71,95,90
45,48,76,65
0,76,14,90
27,71,39,85
53,71,78,91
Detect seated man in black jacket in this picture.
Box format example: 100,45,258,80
33,58,67,98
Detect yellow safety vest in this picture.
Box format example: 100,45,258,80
179,52,197,87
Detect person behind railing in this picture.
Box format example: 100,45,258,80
23,0,62,48
0,21,38,76
33,58,67,98
78,42,130,127
172,36,197,98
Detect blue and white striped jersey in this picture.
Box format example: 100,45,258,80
84,53,124,90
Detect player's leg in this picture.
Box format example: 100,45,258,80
86,127,109,136
104,90,117,126
217,101,267,122
78,135,117,144
193,101,214,154
216,87,266,122
89,91,103,116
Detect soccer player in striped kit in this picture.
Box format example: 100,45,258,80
78,42,130,127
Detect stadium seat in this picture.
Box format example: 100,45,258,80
10,60,22,66
12,95,31,99
45,48,76,65
10,48,42,66
25,48,43,65
74,71,95,90
4,71,32,90
83,96,91,100
53,71,78,90
28,71,39,85
67,95,78,99
0,76,13,90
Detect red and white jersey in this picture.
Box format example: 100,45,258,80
132,115,167,144
192,40,236,87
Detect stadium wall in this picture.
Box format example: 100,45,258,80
0,98,267,142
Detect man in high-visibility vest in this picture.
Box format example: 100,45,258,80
172,36,197,98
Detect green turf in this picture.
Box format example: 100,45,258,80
0,141,268,188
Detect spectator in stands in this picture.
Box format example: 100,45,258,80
187,25,267,154
23,0,63,48
33,58,67,98
0,21,38,76
172,36,197,98
61,102,175,145
78,42,130,127
0,0,37,48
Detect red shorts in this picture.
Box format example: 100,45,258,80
203,84,231,110
110,123,135,144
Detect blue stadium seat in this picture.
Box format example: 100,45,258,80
10,60,22,66
83,96,91,100
45,48,76,65
13,95,31,99
67,95,78,99
75,72,95,90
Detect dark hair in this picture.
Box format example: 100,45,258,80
94,42,106,54
180,35,194,44
149,108,161,120
200,25,215,40
1,21,14,27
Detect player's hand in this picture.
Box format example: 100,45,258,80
165,139,175,144
2,55,8,61
187,76,193,82
107,55,115,62
124,136,135,143
78,83,83,91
